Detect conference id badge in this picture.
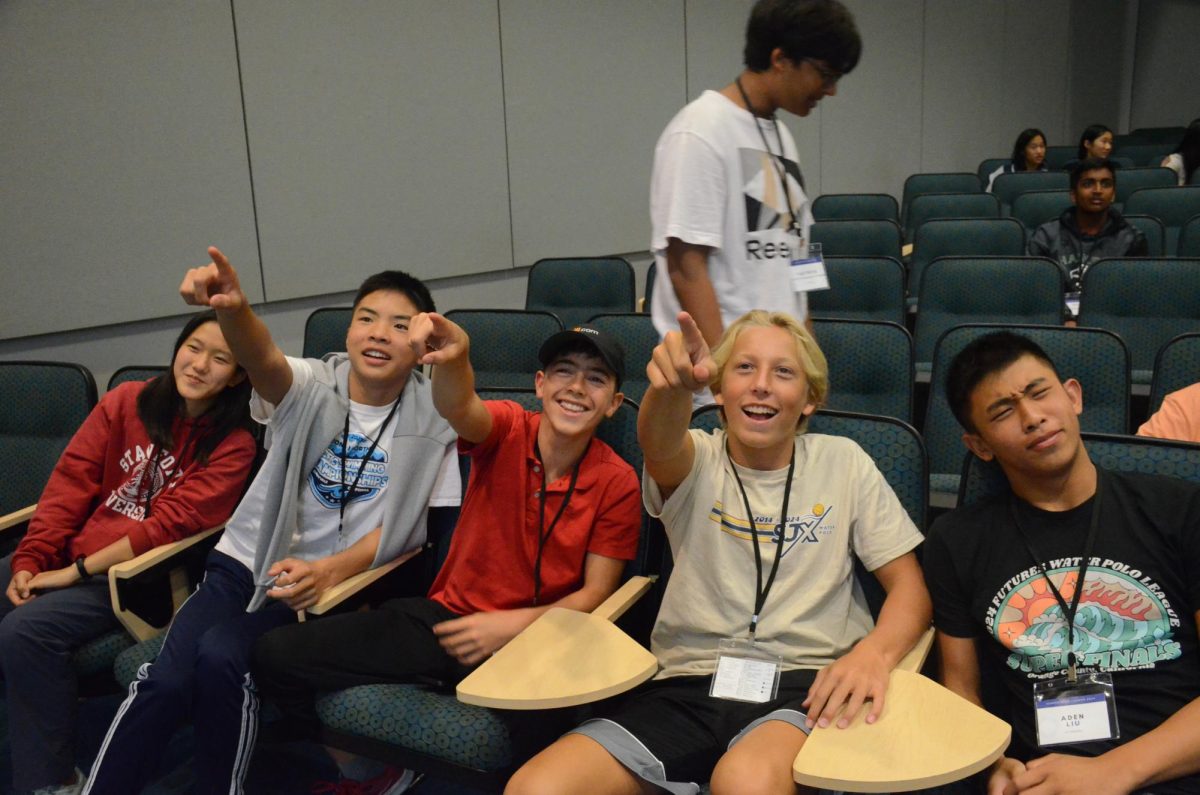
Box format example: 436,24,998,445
1033,672,1119,747
709,638,782,703
1065,291,1081,319
790,241,829,292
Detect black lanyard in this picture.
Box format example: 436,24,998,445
727,439,796,638
735,77,804,236
1008,470,1104,682
136,423,200,519
338,395,402,538
532,440,589,605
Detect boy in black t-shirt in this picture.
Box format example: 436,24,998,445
923,331,1200,795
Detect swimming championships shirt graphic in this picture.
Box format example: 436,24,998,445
308,431,389,509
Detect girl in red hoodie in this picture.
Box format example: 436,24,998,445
0,310,257,795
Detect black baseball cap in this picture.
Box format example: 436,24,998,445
537,326,626,388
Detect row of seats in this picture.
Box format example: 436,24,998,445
813,184,1200,256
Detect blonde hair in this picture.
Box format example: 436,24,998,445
710,310,829,432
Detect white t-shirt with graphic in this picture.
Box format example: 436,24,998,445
216,357,460,571
650,89,812,343
645,429,921,678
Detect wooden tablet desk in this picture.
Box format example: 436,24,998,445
793,668,1011,792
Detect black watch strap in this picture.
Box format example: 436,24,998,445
75,556,91,580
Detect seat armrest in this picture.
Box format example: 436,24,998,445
0,504,36,532
108,524,224,641
591,575,656,623
302,547,421,619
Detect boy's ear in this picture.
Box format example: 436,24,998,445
534,370,545,397
962,432,995,462
227,370,247,388
604,389,625,418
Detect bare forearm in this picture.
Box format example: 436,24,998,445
431,355,489,443
665,240,723,347
639,380,696,464
1102,697,1200,789
863,572,931,668
81,536,134,575
317,527,381,586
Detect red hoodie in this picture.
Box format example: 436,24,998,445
11,381,257,576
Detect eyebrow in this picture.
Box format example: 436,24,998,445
985,377,1047,414
356,307,411,321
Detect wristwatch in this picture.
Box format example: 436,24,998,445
74,556,91,580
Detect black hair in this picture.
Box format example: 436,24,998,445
1076,124,1112,160
743,0,862,75
945,332,1060,433
136,310,253,466
1069,157,1116,190
1172,119,1200,182
1010,128,1046,171
352,271,436,315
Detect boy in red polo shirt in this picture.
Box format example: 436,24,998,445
252,314,641,780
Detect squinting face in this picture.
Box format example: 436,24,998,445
1085,131,1114,159
345,290,420,401
1071,168,1115,214
1024,135,1047,168
963,354,1084,481
534,352,622,439
173,321,242,417
716,325,815,468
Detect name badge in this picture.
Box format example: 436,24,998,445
790,242,829,292
710,638,781,703
1065,292,1081,318
1033,672,1119,747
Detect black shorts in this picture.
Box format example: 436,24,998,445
571,668,817,794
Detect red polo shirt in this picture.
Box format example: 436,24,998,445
428,400,641,615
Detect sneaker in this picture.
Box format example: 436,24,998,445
31,768,86,795
311,767,420,795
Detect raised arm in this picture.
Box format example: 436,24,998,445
179,246,292,406
409,312,492,444
639,311,716,497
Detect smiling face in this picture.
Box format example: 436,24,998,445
1084,131,1114,159
1071,167,1115,216
715,325,816,470
172,321,243,418
534,351,622,441
344,289,420,405
963,354,1086,487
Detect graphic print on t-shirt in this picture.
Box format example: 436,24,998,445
709,499,834,556
986,562,1182,677
308,431,389,510
739,147,804,235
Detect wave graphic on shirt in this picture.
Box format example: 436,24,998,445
993,566,1180,675
308,431,389,509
